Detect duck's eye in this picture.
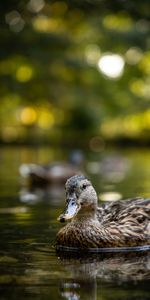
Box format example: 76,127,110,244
82,184,87,190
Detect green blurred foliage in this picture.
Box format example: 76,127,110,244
0,0,150,144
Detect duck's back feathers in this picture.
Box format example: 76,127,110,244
96,197,150,247
97,197,150,224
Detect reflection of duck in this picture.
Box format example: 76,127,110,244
19,151,84,186
58,251,150,282
56,175,150,248
58,251,150,300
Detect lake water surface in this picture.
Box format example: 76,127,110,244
0,146,150,300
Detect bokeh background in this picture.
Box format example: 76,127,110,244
1,2,150,299
1,0,150,147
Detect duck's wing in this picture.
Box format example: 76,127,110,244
96,197,150,245
117,197,150,230
97,197,150,227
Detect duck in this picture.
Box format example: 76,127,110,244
19,150,84,186
56,175,150,249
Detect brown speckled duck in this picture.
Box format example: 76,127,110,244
56,175,150,249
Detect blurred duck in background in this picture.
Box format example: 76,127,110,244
19,150,84,204
19,150,84,187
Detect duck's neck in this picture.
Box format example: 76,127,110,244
73,205,97,222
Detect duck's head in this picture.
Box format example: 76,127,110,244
58,175,97,222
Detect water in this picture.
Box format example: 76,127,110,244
0,146,150,300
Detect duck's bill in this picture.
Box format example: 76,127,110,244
58,198,80,223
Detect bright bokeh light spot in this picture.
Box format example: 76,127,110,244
20,107,37,125
32,15,64,33
27,0,45,13
5,10,25,32
99,192,122,202
16,65,33,82
98,54,125,78
38,110,55,128
129,79,146,97
125,47,143,65
33,15,49,32
85,44,101,65
129,78,150,99
122,117,142,137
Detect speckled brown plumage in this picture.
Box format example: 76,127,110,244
56,175,150,249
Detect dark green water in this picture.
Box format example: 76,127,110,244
0,146,150,300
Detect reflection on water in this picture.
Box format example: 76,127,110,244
0,146,150,300
19,184,65,205
58,251,150,300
